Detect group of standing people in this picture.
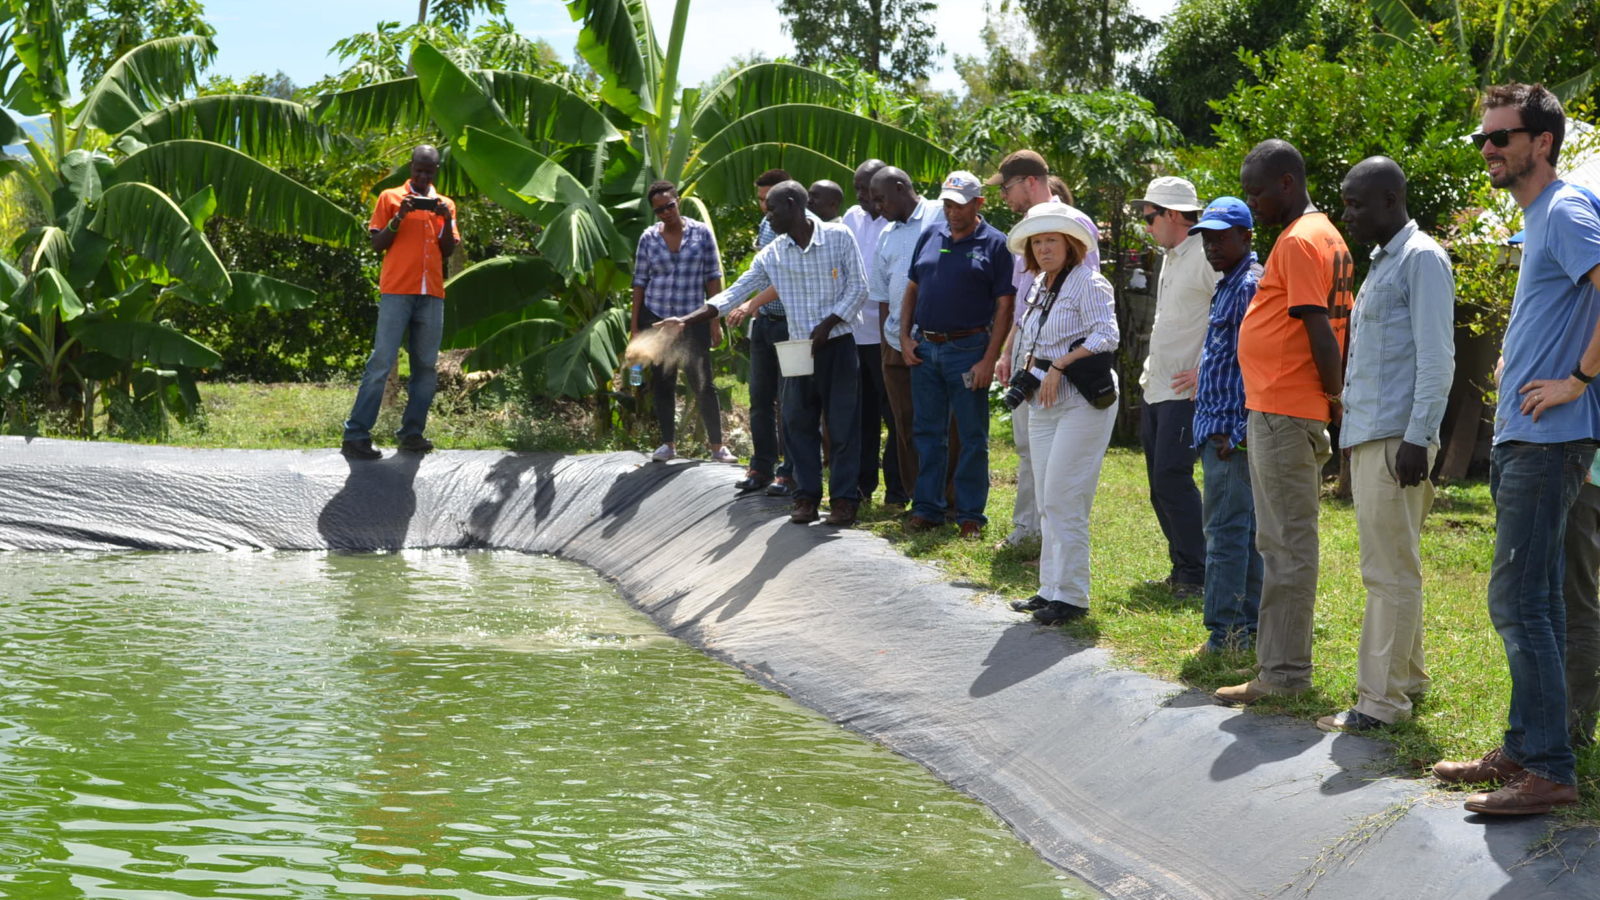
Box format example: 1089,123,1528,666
339,82,1600,818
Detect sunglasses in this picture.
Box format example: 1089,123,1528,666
1141,208,1165,225
651,199,678,215
1469,127,1536,150
1001,177,1028,193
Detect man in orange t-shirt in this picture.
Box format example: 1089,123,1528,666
1215,139,1353,705
340,145,461,460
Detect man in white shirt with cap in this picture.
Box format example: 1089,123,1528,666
1133,176,1218,598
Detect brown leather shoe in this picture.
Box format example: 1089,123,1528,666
790,497,820,524
1213,680,1293,706
823,498,859,527
1463,771,1578,815
904,514,943,533
958,521,982,540
1433,747,1524,786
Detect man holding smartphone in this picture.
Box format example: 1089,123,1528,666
341,145,460,460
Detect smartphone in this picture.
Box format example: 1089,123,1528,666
962,370,975,389
409,195,440,211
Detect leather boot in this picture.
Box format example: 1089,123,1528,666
1463,771,1579,815
789,497,820,524
1432,747,1523,786
823,498,858,527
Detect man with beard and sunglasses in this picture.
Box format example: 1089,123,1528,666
1432,83,1600,816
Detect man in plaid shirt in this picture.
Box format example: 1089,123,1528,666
657,181,869,526
630,180,734,464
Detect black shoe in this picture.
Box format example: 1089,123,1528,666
1033,600,1087,626
765,477,794,497
735,469,773,493
1316,709,1386,733
397,434,434,453
341,439,382,460
1010,594,1048,612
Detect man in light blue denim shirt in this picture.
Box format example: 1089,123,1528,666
1317,157,1455,736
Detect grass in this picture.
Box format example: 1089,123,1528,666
25,380,1600,823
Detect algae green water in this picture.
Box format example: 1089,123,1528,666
0,550,1098,899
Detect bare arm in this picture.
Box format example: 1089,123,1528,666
1301,310,1344,396
898,281,921,365
969,294,1014,389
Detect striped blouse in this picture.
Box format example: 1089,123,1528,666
1015,262,1118,367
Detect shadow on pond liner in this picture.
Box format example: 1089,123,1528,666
0,435,1595,900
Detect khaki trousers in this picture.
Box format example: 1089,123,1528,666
881,344,919,501
1247,410,1331,693
1350,437,1435,723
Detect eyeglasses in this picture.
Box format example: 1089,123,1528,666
1470,127,1536,149
1001,177,1028,193
651,199,678,216
1141,208,1165,226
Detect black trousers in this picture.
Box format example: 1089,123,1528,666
1141,398,1205,585
638,308,720,445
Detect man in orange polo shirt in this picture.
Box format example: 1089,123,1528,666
1215,139,1353,705
341,145,461,460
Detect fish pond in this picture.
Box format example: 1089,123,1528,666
0,550,1097,899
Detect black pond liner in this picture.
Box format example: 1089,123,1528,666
1,435,1595,899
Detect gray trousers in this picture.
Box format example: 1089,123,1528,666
1564,481,1600,746
1247,410,1331,693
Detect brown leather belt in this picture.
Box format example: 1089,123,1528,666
920,327,986,343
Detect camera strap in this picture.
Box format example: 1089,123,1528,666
1022,267,1072,369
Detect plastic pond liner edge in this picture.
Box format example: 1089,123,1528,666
0,436,1594,900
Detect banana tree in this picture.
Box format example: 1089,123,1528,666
314,0,955,411
1371,0,1599,101
0,4,361,433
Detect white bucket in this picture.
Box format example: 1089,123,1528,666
774,339,814,377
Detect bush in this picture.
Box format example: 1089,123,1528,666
1179,41,1482,259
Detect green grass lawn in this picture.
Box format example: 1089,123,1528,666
35,380,1600,821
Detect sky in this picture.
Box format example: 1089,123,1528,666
203,0,1179,96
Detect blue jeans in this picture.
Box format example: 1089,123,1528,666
343,293,444,442
1488,439,1596,785
909,332,990,525
782,335,860,502
749,314,793,480
1200,440,1262,651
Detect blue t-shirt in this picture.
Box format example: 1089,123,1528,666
1496,180,1600,445
906,219,1015,332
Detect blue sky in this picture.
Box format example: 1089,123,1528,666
202,0,1176,96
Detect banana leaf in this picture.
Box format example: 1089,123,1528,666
119,94,331,162
563,0,658,123
74,35,216,136
90,182,231,298
111,140,363,246
441,255,564,340
73,318,221,368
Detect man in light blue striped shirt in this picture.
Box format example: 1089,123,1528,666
1317,157,1455,735
659,182,869,526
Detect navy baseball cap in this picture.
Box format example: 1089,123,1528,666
1187,196,1253,234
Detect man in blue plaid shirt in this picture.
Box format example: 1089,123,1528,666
657,181,870,526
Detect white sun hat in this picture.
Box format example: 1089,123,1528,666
1006,201,1095,256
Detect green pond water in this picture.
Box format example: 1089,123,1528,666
0,550,1098,899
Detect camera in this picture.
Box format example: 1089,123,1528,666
408,194,440,211
1001,366,1049,411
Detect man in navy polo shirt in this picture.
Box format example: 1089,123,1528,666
898,171,1016,538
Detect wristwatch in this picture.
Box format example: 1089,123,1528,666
1573,366,1595,385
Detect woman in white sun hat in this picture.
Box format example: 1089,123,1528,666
1003,201,1120,626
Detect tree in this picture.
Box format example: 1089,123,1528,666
1372,0,1600,103
415,0,504,29
0,2,361,433
61,0,213,87
1009,0,1160,91
314,0,957,418
776,0,943,86
1128,0,1367,143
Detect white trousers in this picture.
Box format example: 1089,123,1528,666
1028,387,1116,608
1012,398,1041,535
